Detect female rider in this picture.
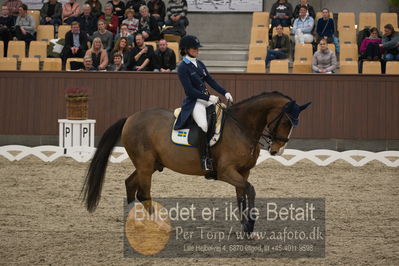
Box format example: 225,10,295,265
174,35,234,171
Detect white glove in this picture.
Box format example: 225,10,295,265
225,92,234,103
208,95,219,105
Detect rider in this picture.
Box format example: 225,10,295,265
174,35,234,171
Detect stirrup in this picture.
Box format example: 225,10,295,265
201,157,213,171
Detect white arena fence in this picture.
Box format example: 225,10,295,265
0,145,398,167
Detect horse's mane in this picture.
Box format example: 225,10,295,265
228,91,292,110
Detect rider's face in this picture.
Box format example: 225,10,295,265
188,48,199,58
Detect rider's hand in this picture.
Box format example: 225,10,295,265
225,92,234,103
209,95,219,104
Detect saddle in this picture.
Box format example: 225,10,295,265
171,104,226,147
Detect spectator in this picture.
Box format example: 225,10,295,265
107,0,125,25
138,5,160,41
292,5,314,44
165,0,188,28
15,4,36,45
153,39,176,72
128,33,154,71
81,55,97,70
78,4,98,38
92,19,113,52
40,0,62,25
316,8,335,43
148,0,166,27
121,8,138,35
99,3,118,35
85,37,108,69
62,0,81,25
270,0,293,27
125,0,146,18
293,0,315,20
380,24,399,61
360,27,383,61
265,24,290,66
115,24,134,47
0,5,14,56
85,0,102,18
4,0,22,18
107,52,126,71
312,39,337,73
61,21,88,63
110,37,130,66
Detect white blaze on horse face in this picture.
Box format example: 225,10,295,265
276,126,293,156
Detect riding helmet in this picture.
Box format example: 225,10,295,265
179,35,202,51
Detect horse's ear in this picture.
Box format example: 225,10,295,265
286,100,296,111
299,102,312,112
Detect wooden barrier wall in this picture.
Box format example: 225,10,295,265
0,71,398,139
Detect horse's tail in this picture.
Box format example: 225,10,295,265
81,118,127,212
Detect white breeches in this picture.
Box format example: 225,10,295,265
294,29,314,44
192,99,213,132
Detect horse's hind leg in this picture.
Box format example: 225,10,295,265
125,171,138,204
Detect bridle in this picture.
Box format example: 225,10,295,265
219,101,295,148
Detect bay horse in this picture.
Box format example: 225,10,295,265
82,91,311,233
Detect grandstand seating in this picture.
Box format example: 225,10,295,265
338,12,355,30
42,58,62,71
164,34,181,43
27,10,40,29
339,44,358,61
66,58,84,71
57,25,70,39
145,41,157,50
293,60,312,73
252,12,269,28
386,61,399,74
7,41,25,61
0,41,3,58
250,27,269,46
36,25,55,42
272,27,290,36
269,60,289,73
294,44,313,62
358,12,377,30
339,28,357,44
20,58,40,71
168,42,180,62
29,41,47,60
362,61,382,74
0,57,17,70
380,13,398,32
247,60,266,73
339,61,358,74
248,45,267,61
317,43,336,54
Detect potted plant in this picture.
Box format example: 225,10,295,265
65,86,89,120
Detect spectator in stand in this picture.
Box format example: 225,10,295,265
99,3,118,35
63,0,81,25
293,0,315,20
316,8,335,43
40,0,62,25
85,0,102,18
360,27,383,61
292,5,314,44
61,21,88,63
85,37,108,69
137,5,160,41
15,4,35,45
125,0,146,18
380,24,399,61
81,55,97,70
265,24,291,66
0,5,14,56
148,0,166,27
312,39,337,73
128,33,154,71
107,52,126,71
110,37,130,66
115,23,134,47
153,39,176,72
92,19,114,52
270,0,293,27
78,4,97,38
121,8,138,35
4,0,22,19
107,0,125,25
165,0,188,28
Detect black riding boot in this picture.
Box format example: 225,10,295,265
198,129,213,171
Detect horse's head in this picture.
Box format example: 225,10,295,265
266,100,311,156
